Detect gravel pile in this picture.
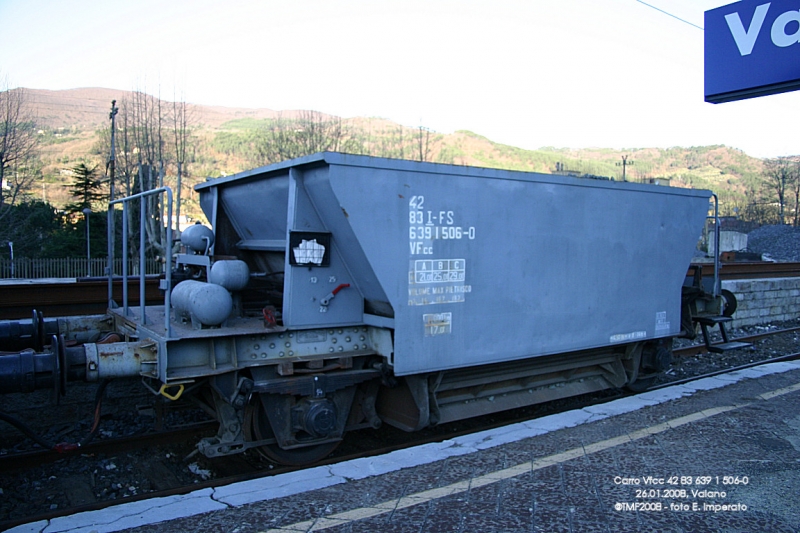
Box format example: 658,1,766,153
746,224,800,262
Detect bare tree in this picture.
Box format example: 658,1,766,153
417,125,431,162
253,110,359,165
372,124,416,160
396,126,405,160
103,85,196,271
786,156,800,226
0,81,38,207
129,87,173,262
171,90,193,232
762,157,798,225
113,98,137,198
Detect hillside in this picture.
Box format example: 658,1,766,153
19,88,765,221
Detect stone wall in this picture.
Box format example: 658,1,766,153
722,277,800,327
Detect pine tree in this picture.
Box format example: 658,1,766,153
65,163,106,213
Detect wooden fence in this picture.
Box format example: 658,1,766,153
0,257,162,279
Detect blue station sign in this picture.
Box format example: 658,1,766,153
705,0,800,103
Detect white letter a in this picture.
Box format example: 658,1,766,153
725,3,771,56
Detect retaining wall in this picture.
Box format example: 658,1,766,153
722,277,800,327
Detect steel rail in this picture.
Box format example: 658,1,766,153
4,347,799,531
0,278,162,320
0,262,798,321
653,352,800,390
0,421,217,472
696,261,800,279
674,326,800,357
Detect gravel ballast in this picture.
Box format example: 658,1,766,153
746,225,800,262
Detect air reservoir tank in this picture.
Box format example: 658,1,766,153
209,260,250,291
172,280,232,327
181,224,215,254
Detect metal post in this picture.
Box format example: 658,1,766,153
164,188,173,337
107,100,118,306
83,208,91,276
107,207,113,307
140,197,146,325
122,204,128,316
109,101,118,202
712,194,721,298
110,187,173,337
8,241,13,279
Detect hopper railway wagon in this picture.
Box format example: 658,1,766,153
0,153,743,465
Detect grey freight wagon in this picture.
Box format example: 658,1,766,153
0,152,723,465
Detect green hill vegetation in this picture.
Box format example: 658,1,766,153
2,87,796,264
203,117,767,217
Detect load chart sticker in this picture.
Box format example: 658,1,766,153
408,259,472,306
423,312,452,336
407,194,474,307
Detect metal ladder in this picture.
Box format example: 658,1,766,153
693,315,752,353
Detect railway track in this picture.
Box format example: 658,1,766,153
0,262,798,320
0,422,217,471
0,277,162,320
1,324,798,531
673,325,800,357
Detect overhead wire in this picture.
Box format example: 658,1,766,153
635,0,704,31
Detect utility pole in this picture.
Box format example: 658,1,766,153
107,100,118,282
616,155,634,182
109,100,118,202
83,208,91,276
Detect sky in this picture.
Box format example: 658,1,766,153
0,0,797,158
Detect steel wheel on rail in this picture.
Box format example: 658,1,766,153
625,375,657,392
243,394,341,466
721,289,738,317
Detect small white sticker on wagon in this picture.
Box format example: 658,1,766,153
610,331,647,343
423,312,452,336
655,311,670,332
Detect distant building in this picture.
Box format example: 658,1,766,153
553,162,612,181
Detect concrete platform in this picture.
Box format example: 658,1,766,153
12,361,800,533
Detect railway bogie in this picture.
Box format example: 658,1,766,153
0,152,738,464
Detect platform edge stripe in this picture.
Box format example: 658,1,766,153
264,519,315,533
259,372,800,533
759,381,800,400
582,434,632,454
307,517,351,531
14,363,799,533
332,506,391,522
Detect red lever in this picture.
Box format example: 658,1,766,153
331,283,350,295
321,284,351,306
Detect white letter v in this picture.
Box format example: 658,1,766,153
724,3,771,56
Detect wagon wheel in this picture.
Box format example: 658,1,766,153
243,395,340,466
720,289,737,317
625,375,657,393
